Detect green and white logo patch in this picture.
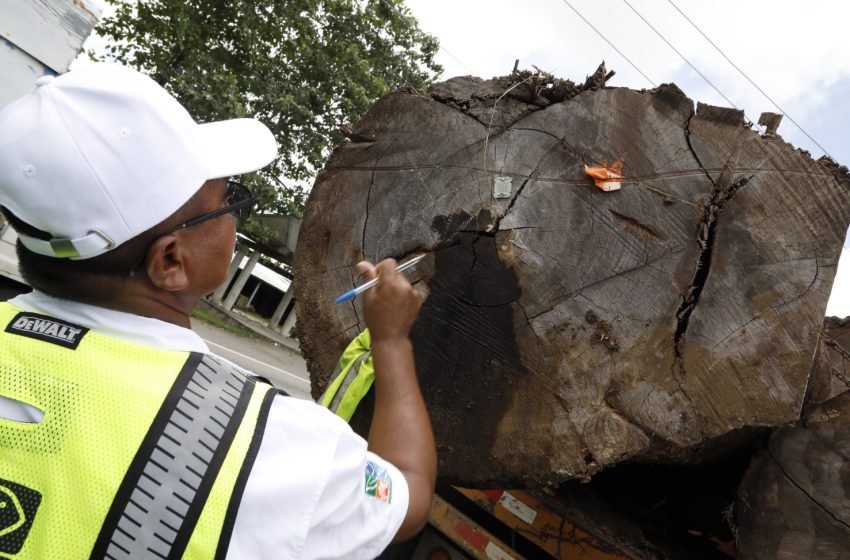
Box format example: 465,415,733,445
0,478,41,556
364,461,392,504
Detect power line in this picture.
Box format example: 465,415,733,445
620,0,738,110
557,0,657,88
667,0,833,159
439,45,477,76
378,0,477,79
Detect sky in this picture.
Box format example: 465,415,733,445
405,0,850,316
405,0,849,165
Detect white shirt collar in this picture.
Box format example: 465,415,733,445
7,290,209,353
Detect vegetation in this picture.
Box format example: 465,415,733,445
94,0,442,240
191,306,257,338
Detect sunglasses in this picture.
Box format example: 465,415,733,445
128,180,253,277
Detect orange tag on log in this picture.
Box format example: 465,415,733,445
584,156,624,192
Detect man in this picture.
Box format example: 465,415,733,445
0,64,436,559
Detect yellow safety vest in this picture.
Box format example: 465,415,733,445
0,302,277,559
320,329,374,422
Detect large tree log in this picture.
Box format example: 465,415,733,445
808,317,850,405
736,391,850,558
734,319,850,558
293,66,850,487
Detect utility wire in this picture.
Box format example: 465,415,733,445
620,0,738,109
381,0,478,79
557,0,657,88
439,45,477,76
667,0,833,159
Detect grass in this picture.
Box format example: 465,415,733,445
191,306,257,339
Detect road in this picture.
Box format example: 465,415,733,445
191,318,312,399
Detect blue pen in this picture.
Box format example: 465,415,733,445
334,254,426,304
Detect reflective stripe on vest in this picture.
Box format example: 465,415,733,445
92,354,253,559
320,329,374,422
0,303,278,559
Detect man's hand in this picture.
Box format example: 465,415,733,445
355,258,436,542
355,259,420,343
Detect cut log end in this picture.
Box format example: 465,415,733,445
294,65,850,554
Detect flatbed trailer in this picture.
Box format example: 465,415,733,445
381,482,738,560
427,488,628,560
381,487,629,560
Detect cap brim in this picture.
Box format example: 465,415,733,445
196,118,278,179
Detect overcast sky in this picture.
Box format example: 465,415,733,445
405,0,850,316
406,0,848,164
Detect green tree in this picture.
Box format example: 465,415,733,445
94,0,441,240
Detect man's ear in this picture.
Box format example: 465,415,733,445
144,233,190,291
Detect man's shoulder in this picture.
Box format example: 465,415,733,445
5,291,209,353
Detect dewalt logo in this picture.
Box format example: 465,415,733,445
0,478,41,556
5,312,88,350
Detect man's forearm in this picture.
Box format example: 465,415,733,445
367,336,437,539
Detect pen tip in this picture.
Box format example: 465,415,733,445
334,291,353,304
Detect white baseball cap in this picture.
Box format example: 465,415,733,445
0,63,277,259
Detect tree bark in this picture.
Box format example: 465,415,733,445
294,68,850,488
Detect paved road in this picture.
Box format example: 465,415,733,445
190,318,313,399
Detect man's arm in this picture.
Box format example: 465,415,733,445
356,258,437,542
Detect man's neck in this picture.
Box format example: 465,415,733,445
108,290,198,329
56,279,198,329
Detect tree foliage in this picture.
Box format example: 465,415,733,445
94,0,441,239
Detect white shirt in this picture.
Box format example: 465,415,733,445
3,291,409,560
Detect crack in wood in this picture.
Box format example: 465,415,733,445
655,146,693,171
361,165,378,258
490,134,561,234
525,248,683,322
822,335,850,390
453,233,523,310
602,394,658,443
497,226,540,231
670,353,698,416
608,210,666,244
460,233,482,301
774,257,821,310
512,126,593,168
710,316,761,351
830,367,850,389
767,449,850,532
674,111,755,377
515,301,546,344
495,177,531,230
708,257,821,354
349,285,362,326
824,335,850,361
